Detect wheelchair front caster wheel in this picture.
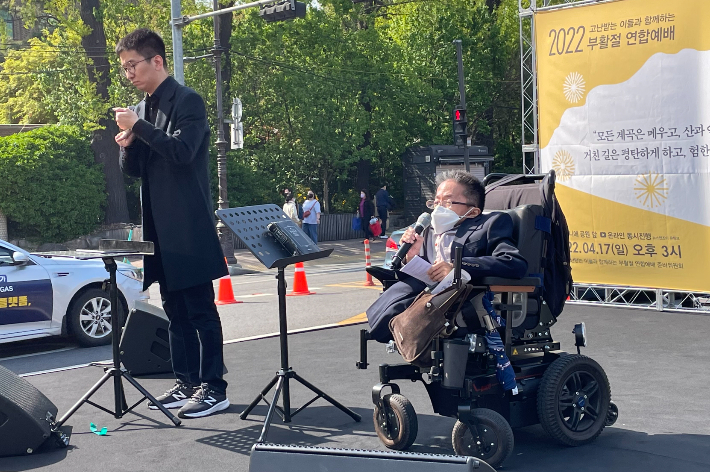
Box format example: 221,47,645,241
452,408,514,468
373,393,418,450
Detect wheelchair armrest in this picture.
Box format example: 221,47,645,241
477,276,541,293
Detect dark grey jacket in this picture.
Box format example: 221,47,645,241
120,76,227,292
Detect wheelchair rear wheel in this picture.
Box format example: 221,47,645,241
373,393,418,450
537,354,611,446
452,408,514,468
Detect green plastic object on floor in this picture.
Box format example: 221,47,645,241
90,422,108,436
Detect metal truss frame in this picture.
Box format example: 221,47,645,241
518,0,710,314
570,284,710,313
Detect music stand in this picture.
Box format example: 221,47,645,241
216,205,361,443
53,240,181,431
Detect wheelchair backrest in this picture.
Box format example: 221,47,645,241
504,205,546,280
483,173,559,331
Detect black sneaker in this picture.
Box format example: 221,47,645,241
147,382,197,410
177,384,230,419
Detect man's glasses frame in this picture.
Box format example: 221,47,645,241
425,199,476,210
120,55,156,78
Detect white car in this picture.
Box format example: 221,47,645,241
0,239,149,347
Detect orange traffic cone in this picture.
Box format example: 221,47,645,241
216,259,242,305
364,239,375,286
287,262,313,296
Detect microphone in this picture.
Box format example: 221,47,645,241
390,212,431,270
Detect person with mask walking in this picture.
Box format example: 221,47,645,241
302,191,321,244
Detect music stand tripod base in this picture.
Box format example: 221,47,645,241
217,205,361,443
51,240,181,431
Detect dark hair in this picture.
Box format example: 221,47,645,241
436,170,485,210
115,28,167,69
360,189,370,199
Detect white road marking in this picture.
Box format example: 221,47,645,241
0,347,75,362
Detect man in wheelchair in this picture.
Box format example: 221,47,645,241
366,170,527,346
360,170,617,468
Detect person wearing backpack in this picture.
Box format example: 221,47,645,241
302,190,321,244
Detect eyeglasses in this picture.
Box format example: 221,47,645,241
426,199,475,209
120,56,155,78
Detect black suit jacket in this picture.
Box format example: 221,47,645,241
419,211,527,280
120,76,227,292
366,211,527,342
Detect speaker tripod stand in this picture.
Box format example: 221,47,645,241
53,241,181,431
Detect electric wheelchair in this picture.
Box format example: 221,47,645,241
356,171,618,467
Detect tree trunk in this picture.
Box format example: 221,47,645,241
0,208,7,241
321,169,330,214
356,88,373,193
80,0,130,224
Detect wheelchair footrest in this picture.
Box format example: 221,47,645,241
379,363,421,384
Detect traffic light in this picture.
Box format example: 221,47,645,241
453,107,468,147
259,0,306,22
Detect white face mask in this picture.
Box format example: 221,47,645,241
430,205,474,234
360,193,365,198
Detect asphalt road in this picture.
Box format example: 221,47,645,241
0,262,381,376
1,245,709,471
0,304,708,472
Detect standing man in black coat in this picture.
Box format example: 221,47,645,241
113,29,229,419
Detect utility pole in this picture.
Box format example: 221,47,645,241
453,39,470,172
212,0,236,264
171,0,184,85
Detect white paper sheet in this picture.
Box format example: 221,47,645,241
400,255,436,286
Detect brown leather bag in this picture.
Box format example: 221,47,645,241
388,284,472,368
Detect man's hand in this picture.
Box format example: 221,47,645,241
113,107,139,132
115,129,135,147
400,226,424,261
428,260,453,282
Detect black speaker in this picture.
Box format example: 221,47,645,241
0,364,58,457
119,301,172,376
248,444,495,472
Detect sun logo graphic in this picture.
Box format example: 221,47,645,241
563,72,586,103
634,173,668,209
552,150,575,181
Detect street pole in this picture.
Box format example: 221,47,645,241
213,0,236,264
453,39,470,172
170,0,184,85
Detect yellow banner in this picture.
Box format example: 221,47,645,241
535,0,710,291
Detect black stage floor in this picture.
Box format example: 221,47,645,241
1,305,709,472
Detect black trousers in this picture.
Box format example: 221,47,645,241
377,207,388,236
159,281,228,393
